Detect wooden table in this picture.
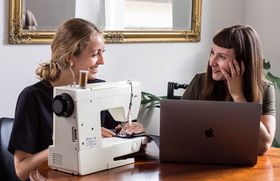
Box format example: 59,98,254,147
37,142,280,181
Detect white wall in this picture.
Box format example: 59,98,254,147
1,0,279,137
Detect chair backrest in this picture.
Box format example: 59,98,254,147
0,117,20,181
167,82,188,99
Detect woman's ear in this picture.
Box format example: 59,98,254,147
66,56,74,67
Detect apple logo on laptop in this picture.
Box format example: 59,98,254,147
205,128,214,138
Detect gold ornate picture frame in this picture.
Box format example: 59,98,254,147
9,0,202,44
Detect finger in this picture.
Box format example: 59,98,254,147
102,127,115,134
104,131,115,137
119,126,127,134
102,132,112,137
241,61,245,75
221,69,230,80
229,60,236,77
232,59,241,75
133,126,144,134
115,124,122,129
115,124,122,132
101,127,115,137
131,123,144,133
101,129,110,137
125,122,139,131
123,124,136,134
125,123,144,134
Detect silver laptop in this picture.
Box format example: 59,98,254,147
160,99,261,166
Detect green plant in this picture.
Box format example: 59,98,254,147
263,59,280,148
141,91,164,109
272,138,280,148
263,59,280,90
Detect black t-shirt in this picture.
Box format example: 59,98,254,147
8,79,118,155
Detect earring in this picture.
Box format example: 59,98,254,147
70,62,73,66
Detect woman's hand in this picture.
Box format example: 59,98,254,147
115,122,144,135
221,59,247,102
14,149,48,180
101,127,116,137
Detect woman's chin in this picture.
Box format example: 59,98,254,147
212,74,225,81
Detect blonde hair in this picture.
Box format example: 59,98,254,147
202,25,264,102
36,18,102,82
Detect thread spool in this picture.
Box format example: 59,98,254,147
79,70,88,89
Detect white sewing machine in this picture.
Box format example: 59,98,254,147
48,81,147,175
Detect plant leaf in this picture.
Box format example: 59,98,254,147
144,103,161,110
141,91,164,108
272,138,280,148
267,72,280,90
263,59,271,70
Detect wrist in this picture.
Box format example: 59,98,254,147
232,95,247,102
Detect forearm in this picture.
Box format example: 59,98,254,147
232,94,247,103
232,97,275,155
258,119,275,155
15,149,48,180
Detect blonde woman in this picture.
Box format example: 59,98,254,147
8,18,144,180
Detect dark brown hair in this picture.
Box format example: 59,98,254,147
201,25,264,102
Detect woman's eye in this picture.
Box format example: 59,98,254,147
92,49,105,57
92,51,99,57
219,55,226,60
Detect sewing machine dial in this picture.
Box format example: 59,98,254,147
52,93,74,117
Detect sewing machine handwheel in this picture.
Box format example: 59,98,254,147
52,93,74,117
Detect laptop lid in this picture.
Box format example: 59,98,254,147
160,99,261,166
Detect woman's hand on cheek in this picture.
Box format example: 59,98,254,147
222,60,247,102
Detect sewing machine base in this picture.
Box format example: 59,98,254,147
49,136,148,175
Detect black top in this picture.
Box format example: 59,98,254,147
182,73,276,116
8,79,118,155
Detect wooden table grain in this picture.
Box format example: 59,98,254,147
37,142,280,181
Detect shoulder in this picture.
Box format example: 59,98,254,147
262,80,276,116
195,72,206,78
263,80,274,89
182,72,206,100
17,80,52,106
263,80,275,98
19,80,51,98
19,81,42,98
190,72,206,85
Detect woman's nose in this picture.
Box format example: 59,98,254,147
209,56,217,67
97,52,105,65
